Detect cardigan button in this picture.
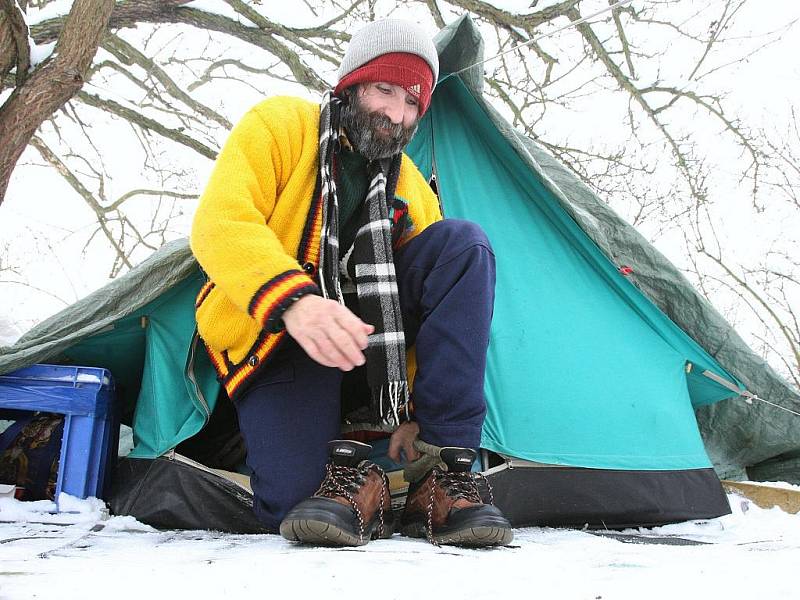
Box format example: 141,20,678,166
247,355,258,367
302,262,316,276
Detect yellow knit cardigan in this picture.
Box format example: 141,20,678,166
191,96,443,399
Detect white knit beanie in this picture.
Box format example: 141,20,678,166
337,19,439,85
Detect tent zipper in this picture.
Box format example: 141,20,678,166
186,331,210,421
163,449,252,493
165,449,214,473
430,123,445,218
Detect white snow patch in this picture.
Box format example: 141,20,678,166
5,0,57,70
0,497,55,522
29,39,57,67
625,492,800,545
742,480,800,491
0,493,107,525
185,0,258,27
75,372,106,385
510,24,530,40
55,493,108,516
0,492,798,599
26,0,73,25
101,514,157,533
39,372,111,386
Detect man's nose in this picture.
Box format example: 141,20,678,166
382,96,406,124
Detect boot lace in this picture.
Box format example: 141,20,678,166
425,467,495,546
315,461,388,543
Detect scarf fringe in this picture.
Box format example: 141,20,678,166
375,381,409,426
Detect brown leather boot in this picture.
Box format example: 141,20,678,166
279,440,394,546
400,447,513,547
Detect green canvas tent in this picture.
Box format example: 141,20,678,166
2,16,799,529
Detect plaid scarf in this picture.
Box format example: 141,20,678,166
317,91,409,426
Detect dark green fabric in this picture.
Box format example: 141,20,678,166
336,148,369,252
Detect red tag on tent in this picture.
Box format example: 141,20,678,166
619,265,634,276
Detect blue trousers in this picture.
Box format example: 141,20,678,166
235,219,496,530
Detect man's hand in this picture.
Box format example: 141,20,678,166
282,294,374,371
388,421,421,464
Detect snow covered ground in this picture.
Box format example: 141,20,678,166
1,491,798,599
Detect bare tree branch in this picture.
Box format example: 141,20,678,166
425,0,447,29
0,0,31,88
0,0,115,203
74,89,218,159
29,134,133,271
101,32,232,129
31,1,331,91
610,0,636,78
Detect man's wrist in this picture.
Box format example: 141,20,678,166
268,291,315,333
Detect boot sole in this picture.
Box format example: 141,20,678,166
280,518,367,546
401,521,514,547
280,516,394,547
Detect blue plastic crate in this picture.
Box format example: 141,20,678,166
0,364,118,505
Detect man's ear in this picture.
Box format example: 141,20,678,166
339,85,356,106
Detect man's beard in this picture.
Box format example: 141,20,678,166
339,94,419,161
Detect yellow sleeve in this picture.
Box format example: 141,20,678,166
190,101,318,331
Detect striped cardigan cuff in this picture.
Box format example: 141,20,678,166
248,269,319,333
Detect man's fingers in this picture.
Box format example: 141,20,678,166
324,328,364,369
324,310,369,368
283,296,377,370
297,329,360,371
360,321,375,338
388,422,422,464
404,439,420,462
334,312,372,350
315,331,357,370
297,336,338,368
388,436,402,463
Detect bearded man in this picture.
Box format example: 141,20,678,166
190,19,513,547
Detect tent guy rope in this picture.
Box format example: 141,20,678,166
744,394,800,418
702,370,800,418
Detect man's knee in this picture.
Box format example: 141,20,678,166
425,219,491,249
396,219,495,280
407,219,493,269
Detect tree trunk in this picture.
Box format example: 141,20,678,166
0,1,30,89
0,0,115,204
